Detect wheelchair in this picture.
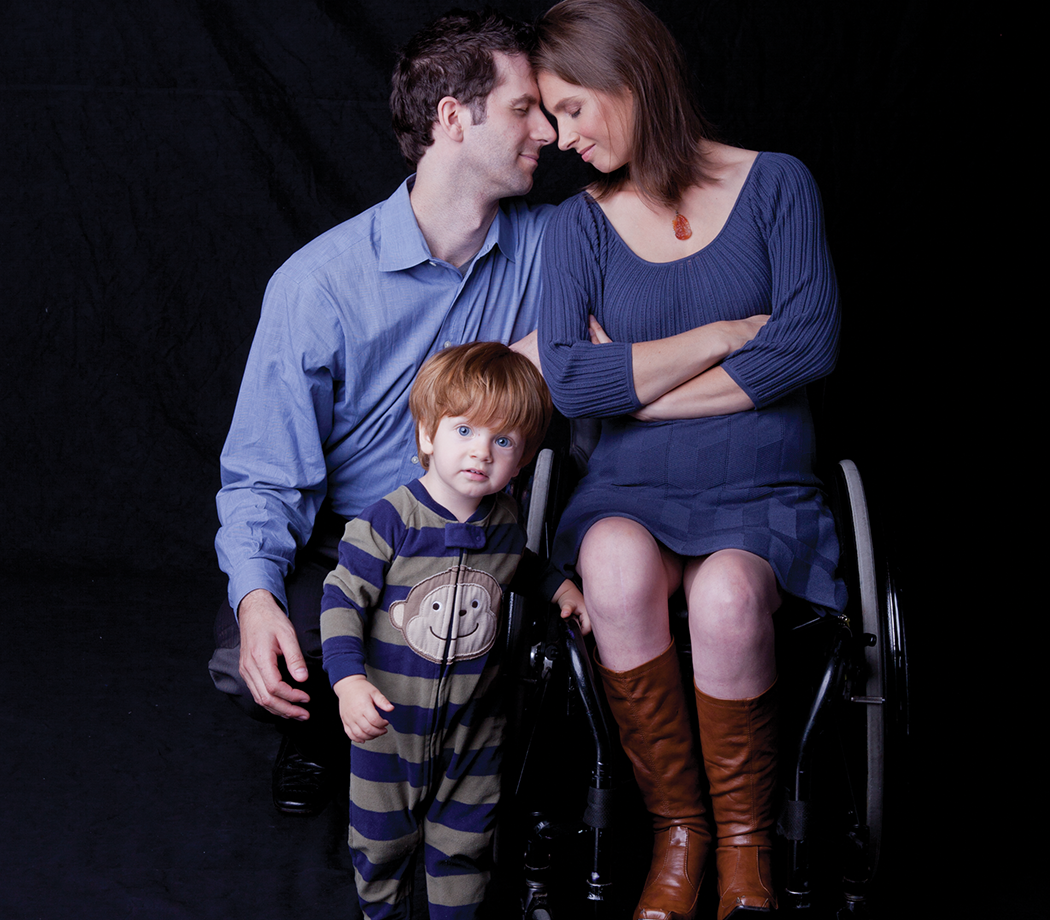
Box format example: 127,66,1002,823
498,423,909,920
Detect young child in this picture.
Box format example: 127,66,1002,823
320,342,584,919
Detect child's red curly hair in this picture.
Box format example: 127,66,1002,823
410,342,552,471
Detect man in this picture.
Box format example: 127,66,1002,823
209,8,557,815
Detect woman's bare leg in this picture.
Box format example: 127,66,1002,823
580,518,707,920
577,516,682,670
684,549,780,918
683,548,780,699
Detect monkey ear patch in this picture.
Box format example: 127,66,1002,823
388,566,503,663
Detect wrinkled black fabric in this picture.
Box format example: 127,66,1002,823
2,0,965,578
0,2,998,917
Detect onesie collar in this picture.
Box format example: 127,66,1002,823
406,478,496,549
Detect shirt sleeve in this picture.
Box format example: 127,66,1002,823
720,154,840,408
319,501,400,685
215,268,344,615
538,197,640,419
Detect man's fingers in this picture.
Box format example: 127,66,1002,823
280,638,310,683
240,650,311,719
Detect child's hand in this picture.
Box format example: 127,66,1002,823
553,579,590,635
333,675,395,742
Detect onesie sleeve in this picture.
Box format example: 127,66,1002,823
319,498,402,685
720,154,840,408
538,196,641,418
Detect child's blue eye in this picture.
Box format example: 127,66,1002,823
495,436,512,448
457,425,472,437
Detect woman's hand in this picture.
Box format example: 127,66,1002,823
588,314,612,345
722,314,770,351
510,330,542,371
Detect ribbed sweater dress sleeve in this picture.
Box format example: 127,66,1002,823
719,153,840,408
537,197,641,419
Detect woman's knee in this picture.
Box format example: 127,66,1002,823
579,516,652,556
578,518,676,612
685,551,779,639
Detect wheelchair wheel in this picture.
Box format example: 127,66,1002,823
505,447,555,662
834,459,908,901
525,448,555,555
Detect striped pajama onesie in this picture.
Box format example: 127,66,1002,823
321,478,526,919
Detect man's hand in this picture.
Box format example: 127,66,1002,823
238,589,311,720
333,675,394,742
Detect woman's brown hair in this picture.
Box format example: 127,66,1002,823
534,0,716,207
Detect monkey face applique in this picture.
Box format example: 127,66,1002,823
388,566,502,663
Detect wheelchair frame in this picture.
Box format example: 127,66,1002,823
502,451,908,920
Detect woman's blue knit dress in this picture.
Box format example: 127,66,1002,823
539,153,846,611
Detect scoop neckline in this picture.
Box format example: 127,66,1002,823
582,151,763,267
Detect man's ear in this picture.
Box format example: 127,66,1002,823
434,95,470,143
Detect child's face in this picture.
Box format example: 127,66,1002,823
418,415,526,519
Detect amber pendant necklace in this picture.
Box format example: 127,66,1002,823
673,210,692,240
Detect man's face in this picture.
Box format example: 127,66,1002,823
461,52,557,199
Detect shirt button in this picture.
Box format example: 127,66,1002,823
443,341,452,348
411,456,419,465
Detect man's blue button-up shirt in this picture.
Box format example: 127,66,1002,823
216,178,552,614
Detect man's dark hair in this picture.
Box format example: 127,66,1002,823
391,7,536,167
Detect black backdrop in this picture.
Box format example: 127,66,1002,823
1,2,1018,917
3,0,982,576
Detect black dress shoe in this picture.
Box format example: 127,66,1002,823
272,734,331,815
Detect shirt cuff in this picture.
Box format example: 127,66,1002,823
228,560,289,622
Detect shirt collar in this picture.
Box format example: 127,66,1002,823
377,176,519,273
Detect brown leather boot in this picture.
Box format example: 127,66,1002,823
694,682,778,919
596,641,711,920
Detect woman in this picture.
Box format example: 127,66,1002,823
533,2,846,919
